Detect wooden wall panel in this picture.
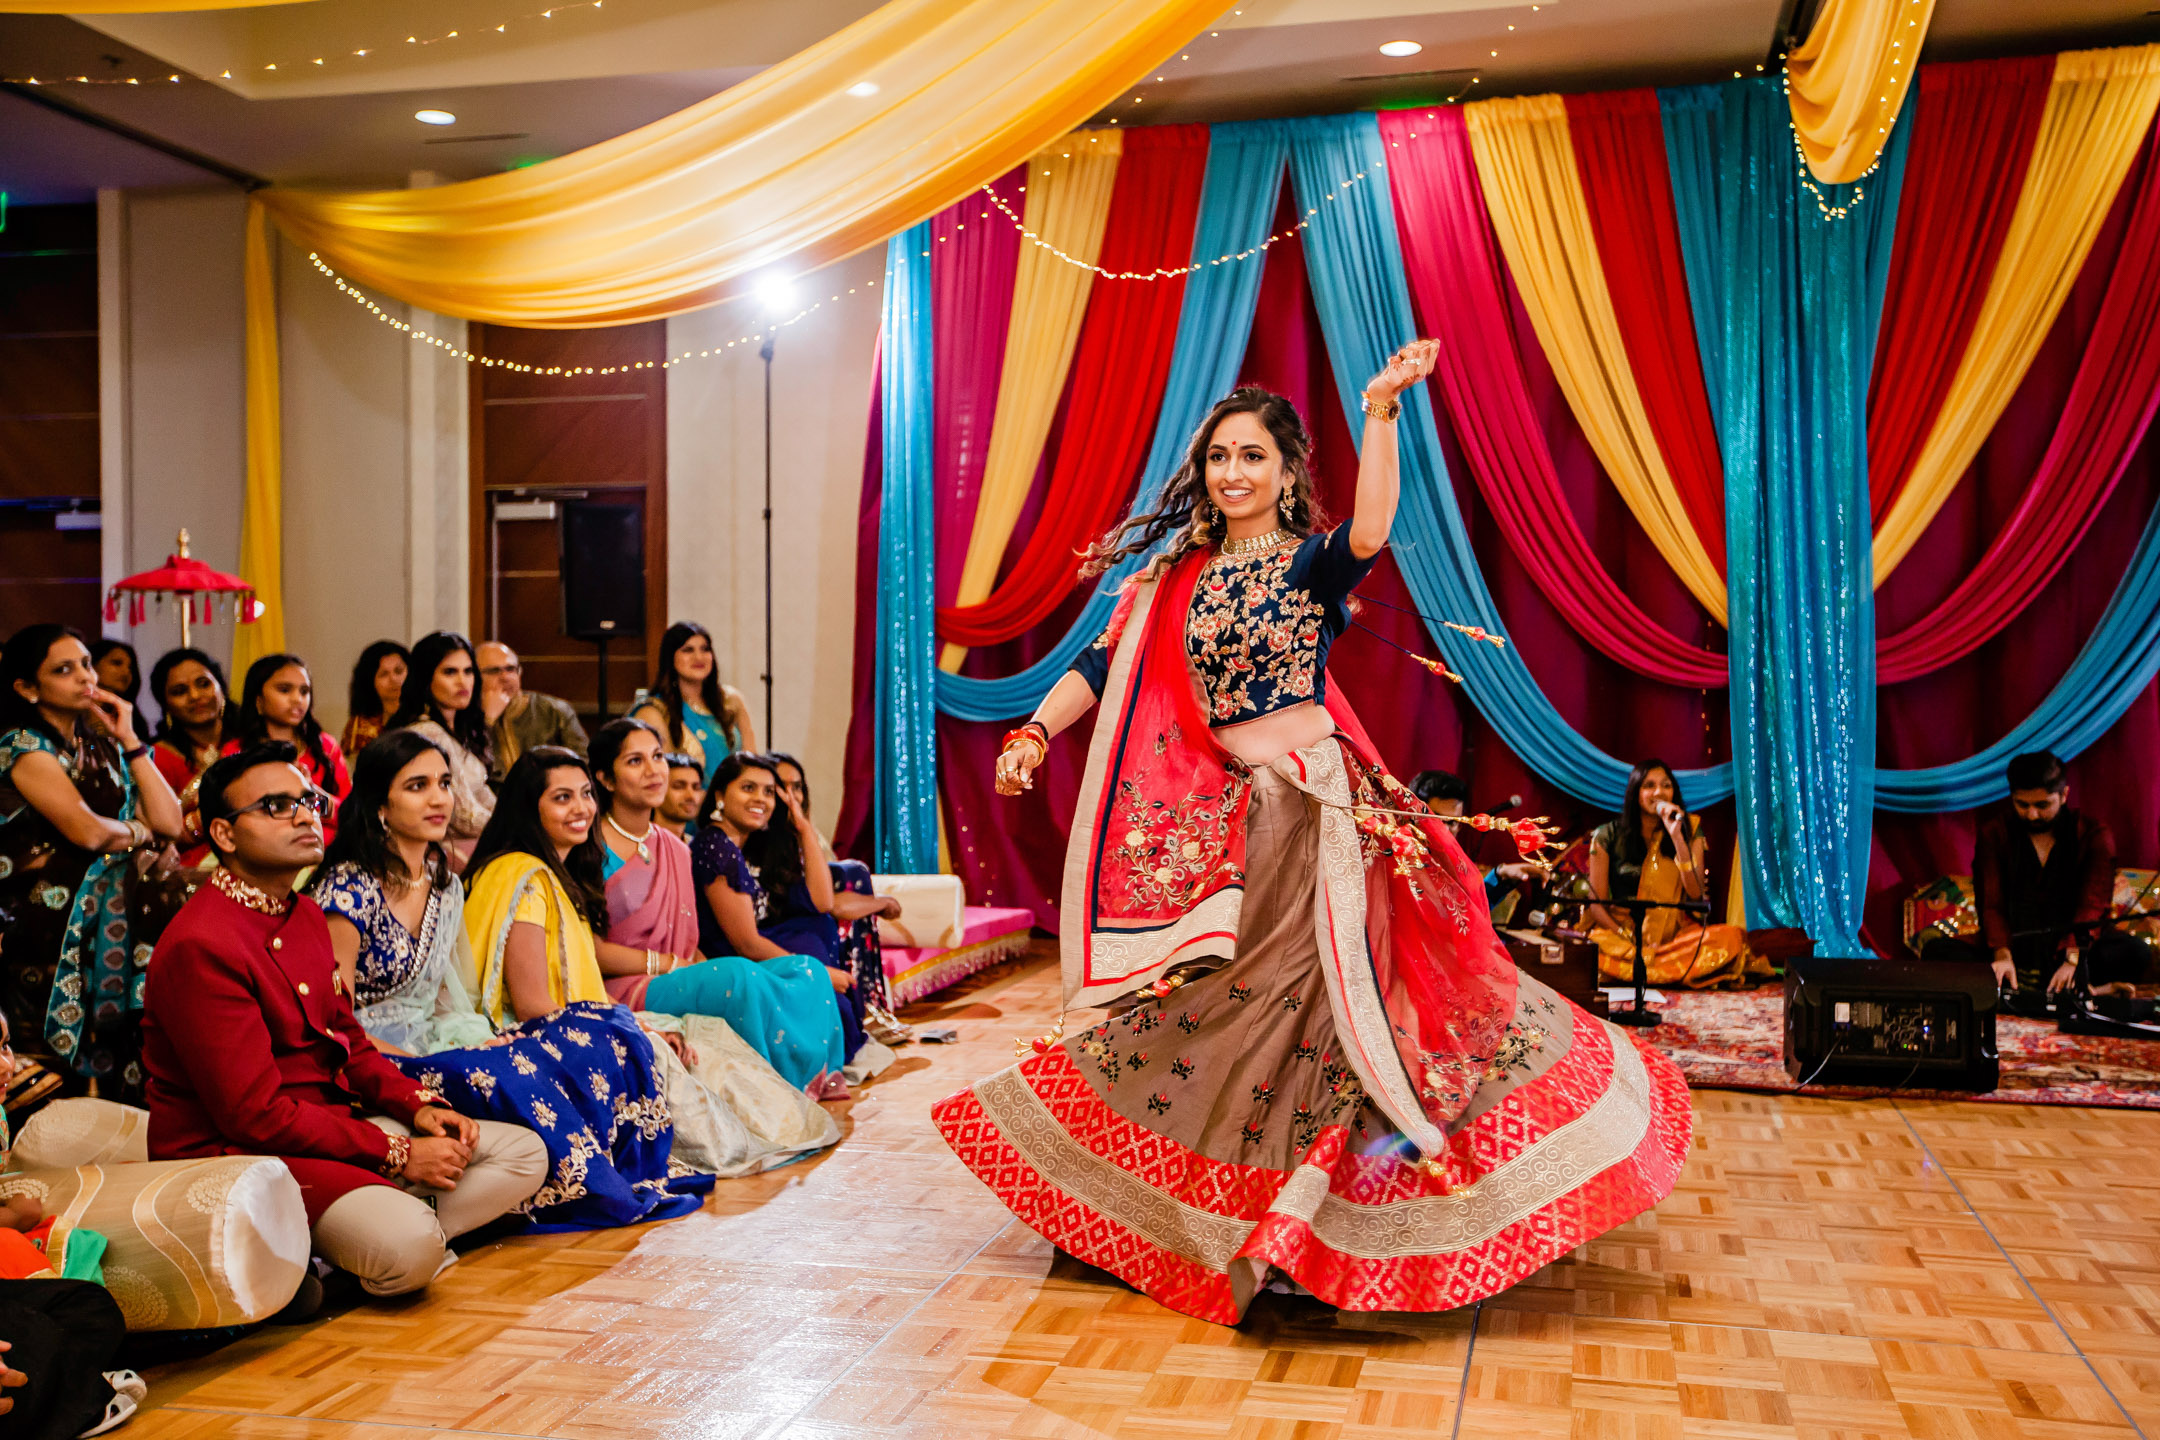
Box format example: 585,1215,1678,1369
469,321,667,721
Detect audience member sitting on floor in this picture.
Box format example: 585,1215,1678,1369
631,622,758,788
387,632,495,865
589,719,702,1006
765,751,909,1045
87,637,147,748
694,753,882,1071
142,742,546,1296
479,642,588,782
657,752,704,840
1,625,184,1099
0,1008,144,1440
222,654,351,846
314,731,707,1231
468,748,844,1092
1587,759,1765,990
340,640,407,758
1921,751,2156,1018
146,646,227,862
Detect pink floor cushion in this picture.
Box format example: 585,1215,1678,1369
884,906,1036,1007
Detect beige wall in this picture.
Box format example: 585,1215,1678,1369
666,247,882,826
100,196,871,807
100,187,249,674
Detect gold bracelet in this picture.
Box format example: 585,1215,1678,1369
645,950,661,976
1361,394,1400,423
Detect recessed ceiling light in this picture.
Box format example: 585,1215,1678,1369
1379,39,1423,57
415,109,456,125
845,80,879,97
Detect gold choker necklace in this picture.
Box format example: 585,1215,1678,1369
1217,527,1295,557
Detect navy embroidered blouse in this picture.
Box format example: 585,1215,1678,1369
1070,527,1379,726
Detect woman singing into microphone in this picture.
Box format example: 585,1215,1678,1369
1587,759,1766,990
933,351,1693,1325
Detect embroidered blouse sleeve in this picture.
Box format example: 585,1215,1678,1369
313,863,377,931
1067,620,1116,698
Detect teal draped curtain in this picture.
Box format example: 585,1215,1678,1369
874,225,939,872
1285,110,1731,810
1661,78,1907,951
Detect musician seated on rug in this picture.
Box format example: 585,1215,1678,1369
1920,750,2154,1018
1409,769,1539,899
1586,759,1764,990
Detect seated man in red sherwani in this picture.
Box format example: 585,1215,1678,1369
143,740,546,1296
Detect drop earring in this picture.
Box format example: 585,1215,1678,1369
1279,489,1295,524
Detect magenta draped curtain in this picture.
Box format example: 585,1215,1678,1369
1876,127,2160,681
1382,108,1727,688
931,166,1025,607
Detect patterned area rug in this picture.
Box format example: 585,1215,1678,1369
1648,987,2160,1109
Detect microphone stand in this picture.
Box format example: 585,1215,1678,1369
1597,893,1712,1029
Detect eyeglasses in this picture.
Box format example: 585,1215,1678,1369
228,789,334,822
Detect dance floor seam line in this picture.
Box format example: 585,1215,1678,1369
1449,1296,1482,1440
1890,1097,2151,1440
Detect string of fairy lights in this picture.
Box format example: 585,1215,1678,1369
3,0,617,87
307,251,880,375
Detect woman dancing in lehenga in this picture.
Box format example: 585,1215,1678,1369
934,353,1694,1324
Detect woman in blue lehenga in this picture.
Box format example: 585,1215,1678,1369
312,730,707,1232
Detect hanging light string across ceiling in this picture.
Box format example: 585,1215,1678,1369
4,0,617,87
307,251,877,374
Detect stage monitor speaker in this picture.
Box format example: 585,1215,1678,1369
560,500,644,642
1783,956,1998,1091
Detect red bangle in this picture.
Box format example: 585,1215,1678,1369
1002,724,1048,757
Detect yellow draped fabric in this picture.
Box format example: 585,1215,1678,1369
253,0,1219,327
1871,44,2160,581
1462,95,1729,623
939,132,1122,673
0,1,306,10
1786,0,1938,184
233,199,284,675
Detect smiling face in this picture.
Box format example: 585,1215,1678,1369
382,748,455,847
430,649,476,714
673,631,715,687
161,659,224,730
1637,767,1677,816
258,663,313,732
1203,411,1288,528
373,653,408,712
608,727,669,813
537,764,597,857
15,636,96,718
718,766,777,835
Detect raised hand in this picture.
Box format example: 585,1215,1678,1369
1364,338,1439,403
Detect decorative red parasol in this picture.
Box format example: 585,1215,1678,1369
105,528,262,648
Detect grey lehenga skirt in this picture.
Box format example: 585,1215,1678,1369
936,755,1693,1324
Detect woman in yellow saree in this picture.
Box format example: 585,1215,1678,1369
1588,760,1768,990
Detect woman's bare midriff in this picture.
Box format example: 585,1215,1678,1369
1213,701,1336,768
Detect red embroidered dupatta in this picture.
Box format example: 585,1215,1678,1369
1061,548,1519,1151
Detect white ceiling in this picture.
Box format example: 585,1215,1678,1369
1,0,2152,200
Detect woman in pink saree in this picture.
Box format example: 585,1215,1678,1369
934,356,1693,1324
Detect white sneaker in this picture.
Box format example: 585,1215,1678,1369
103,1371,147,1404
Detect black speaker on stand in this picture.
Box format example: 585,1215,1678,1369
560,500,645,720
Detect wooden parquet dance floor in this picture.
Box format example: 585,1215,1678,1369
127,948,2160,1440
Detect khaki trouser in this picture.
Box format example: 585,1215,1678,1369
312,1118,548,1296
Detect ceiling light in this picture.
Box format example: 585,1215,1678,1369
755,274,797,315
845,80,879,97
1379,39,1423,57
415,109,456,125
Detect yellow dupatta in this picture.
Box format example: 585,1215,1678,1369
465,853,608,1024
